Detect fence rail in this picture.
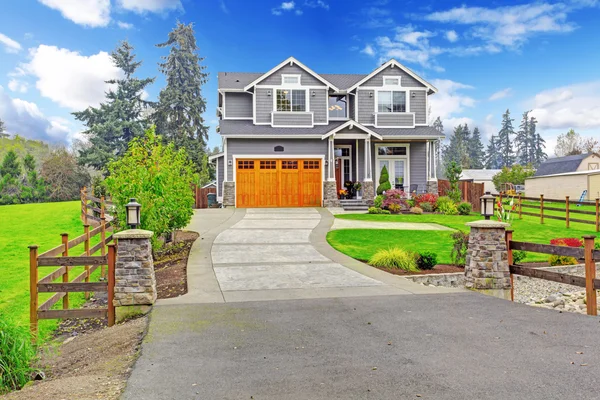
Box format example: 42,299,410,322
506,231,598,316
80,186,115,224
29,217,115,341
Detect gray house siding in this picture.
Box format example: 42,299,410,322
357,90,374,125
216,155,224,198
226,138,327,181
376,113,414,127
310,89,327,123
255,88,272,124
348,94,355,120
224,92,252,119
410,90,426,125
272,112,312,127
256,64,323,86
410,142,427,193
362,65,426,88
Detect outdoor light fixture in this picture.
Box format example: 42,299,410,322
125,198,141,229
369,92,373,98
312,91,316,96
411,92,416,98
325,160,329,166
480,192,495,220
267,90,272,96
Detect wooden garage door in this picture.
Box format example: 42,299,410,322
236,159,322,208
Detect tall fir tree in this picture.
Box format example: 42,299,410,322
469,127,485,168
432,116,444,176
515,111,530,164
74,41,155,171
154,22,209,170
443,124,470,169
485,135,501,169
0,117,8,138
531,116,547,167
497,109,516,167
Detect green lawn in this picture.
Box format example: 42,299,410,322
0,201,101,340
328,213,599,264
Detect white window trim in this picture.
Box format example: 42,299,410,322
382,75,401,87
274,88,308,113
328,94,348,121
335,144,353,182
374,143,411,194
281,74,301,86
375,89,410,114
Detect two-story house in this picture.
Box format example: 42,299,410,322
210,57,443,208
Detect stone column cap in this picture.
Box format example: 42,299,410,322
466,220,510,228
114,229,154,239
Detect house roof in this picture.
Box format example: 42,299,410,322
460,169,501,181
219,120,444,139
319,74,366,90
534,153,598,177
346,59,438,94
218,72,262,90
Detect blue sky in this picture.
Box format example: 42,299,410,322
1,0,599,154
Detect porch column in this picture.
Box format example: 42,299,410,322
328,136,335,181
426,140,438,195
365,137,372,181
362,137,374,205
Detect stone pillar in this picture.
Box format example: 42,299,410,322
464,220,511,300
362,181,374,205
223,181,235,207
426,180,438,195
323,181,340,207
113,229,156,321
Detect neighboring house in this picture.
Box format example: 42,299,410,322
211,57,443,208
525,153,600,200
460,169,501,193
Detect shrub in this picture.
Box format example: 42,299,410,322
382,189,408,210
368,248,418,272
513,250,527,264
416,251,438,270
413,193,438,208
548,238,582,266
410,206,423,215
420,202,433,212
373,195,384,209
0,317,36,394
388,203,401,214
381,209,391,214
445,161,462,203
105,127,196,248
407,199,416,208
451,231,469,266
437,197,458,215
457,202,472,215
376,165,391,195
368,207,383,214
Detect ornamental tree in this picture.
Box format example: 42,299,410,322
105,126,196,248
376,165,391,195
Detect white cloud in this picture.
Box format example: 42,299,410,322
489,87,513,101
38,0,111,27
272,1,300,15
24,45,122,111
281,1,295,10
374,26,445,71
116,0,182,14
0,86,72,143
445,30,458,42
117,21,134,29
361,44,375,56
8,79,28,93
0,33,22,53
295,9,303,15
428,79,476,128
361,7,394,28
305,0,329,10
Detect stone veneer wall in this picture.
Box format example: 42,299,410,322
323,181,340,207
362,181,374,205
113,230,156,307
223,182,235,207
426,180,438,195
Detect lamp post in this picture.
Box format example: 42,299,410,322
480,192,495,220
125,198,141,229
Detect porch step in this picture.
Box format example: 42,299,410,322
339,199,366,205
339,198,369,211
342,205,370,211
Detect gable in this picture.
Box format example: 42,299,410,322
362,65,426,88
256,64,324,86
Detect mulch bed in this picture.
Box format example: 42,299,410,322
153,230,199,299
374,264,465,276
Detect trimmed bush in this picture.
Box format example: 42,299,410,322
416,251,438,270
513,250,527,264
368,207,383,214
376,165,391,195
437,196,458,215
457,202,472,215
420,202,433,212
373,195,383,209
381,209,391,214
413,193,438,209
382,189,408,210
549,238,582,266
388,203,401,214
368,248,418,272
0,317,36,394
410,206,423,215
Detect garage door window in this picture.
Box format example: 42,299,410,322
282,160,298,169
304,160,319,169
260,160,276,169
238,160,254,169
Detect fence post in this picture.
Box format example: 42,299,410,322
81,186,88,225
61,233,69,309
100,195,105,220
100,216,107,279
565,196,570,229
596,198,599,233
505,229,514,302
84,224,91,299
583,235,597,316
540,194,544,224
518,194,522,219
29,245,38,341
107,243,116,327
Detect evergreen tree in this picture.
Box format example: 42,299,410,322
0,150,22,204
443,124,470,169
154,22,209,170
432,116,444,176
485,135,501,169
74,41,155,171
20,153,47,202
531,117,547,167
515,111,530,164
497,109,516,167
0,150,21,178
468,127,485,168
0,117,8,138
433,116,443,134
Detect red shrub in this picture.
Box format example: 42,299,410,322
550,238,583,247
413,193,438,208
382,189,409,210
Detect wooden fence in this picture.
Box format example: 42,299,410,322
29,218,115,340
80,186,115,224
506,231,599,315
192,185,216,209
438,180,485,212
498,194,600,232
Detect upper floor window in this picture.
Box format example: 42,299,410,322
282,74,300,85
276,89,306,112
328,95,347,119
383,77,400,86
378,91,406,113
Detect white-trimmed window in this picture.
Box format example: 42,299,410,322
383,77,400,86
276,89,306,112
282,74,301,85
378,91,406,113
328,95,347,119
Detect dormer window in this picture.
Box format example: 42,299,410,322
282,74,301,85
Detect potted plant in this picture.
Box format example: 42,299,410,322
354,182,362,200
344,181,354,198
338,189,348,199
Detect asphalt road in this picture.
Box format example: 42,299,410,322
123,293,600,400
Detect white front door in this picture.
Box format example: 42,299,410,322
375,144,410,192
377,159,407,190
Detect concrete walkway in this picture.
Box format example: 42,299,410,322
330,218,452,231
